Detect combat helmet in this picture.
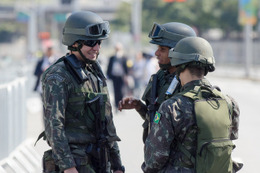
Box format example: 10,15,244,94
62,11,110,46
168,37,215,73
148,22,196,48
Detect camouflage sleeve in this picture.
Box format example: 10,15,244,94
109,142,123,171
227,95,240,140
136,101,148,120
42,73,76,171
139,76,152,119
142,101,175,173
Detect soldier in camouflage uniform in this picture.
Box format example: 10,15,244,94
141,37,241,173
118,22,197,142
41,11,124,173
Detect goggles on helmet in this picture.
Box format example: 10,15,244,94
148,23,184,41
64,21,110,37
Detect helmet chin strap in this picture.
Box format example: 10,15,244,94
77,43,96,64
69,43,97,64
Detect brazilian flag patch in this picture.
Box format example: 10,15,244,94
153,112,161,124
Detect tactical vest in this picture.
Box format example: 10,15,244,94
38,54,120,145
141,69,179,143
177,85,234,173
142,69,178,107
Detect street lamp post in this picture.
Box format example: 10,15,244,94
28,7,38,55
131,0,142,52
244,23,253,77
123,0,142,52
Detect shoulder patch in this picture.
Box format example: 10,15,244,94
46,74,65,82
153,111,161,124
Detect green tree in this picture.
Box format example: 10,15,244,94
110,2,131,32
113,0,242,37
142,0,241,35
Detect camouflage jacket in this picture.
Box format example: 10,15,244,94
141,78,240,173
140,69,179,119
41,54,122,171
138,69,180,142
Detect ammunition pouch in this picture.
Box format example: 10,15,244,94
43,149,93,173
42,149,60,173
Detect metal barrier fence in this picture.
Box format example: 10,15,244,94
0,77,27,160
210,40,260,65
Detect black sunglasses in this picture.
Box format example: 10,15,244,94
81,40,102,47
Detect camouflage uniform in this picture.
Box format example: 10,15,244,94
138,69,180,142
141,79,240,173
136,22,196,142
41,54,122,172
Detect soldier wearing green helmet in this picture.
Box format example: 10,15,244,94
118,22,197,142
40,11,124,173
168,36,215,76
142,37,242,173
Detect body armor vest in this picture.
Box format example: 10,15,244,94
142,69,178,106
39,54,120,145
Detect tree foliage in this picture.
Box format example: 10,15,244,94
113,0,242,36
111,2,132,32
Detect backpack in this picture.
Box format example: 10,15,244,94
177,85,235,173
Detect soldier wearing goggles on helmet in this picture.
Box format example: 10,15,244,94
118,22,197,143
40,11,124,173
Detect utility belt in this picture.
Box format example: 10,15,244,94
43,143,109,173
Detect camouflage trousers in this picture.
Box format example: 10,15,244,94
42,149,111,173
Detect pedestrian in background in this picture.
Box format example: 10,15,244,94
33,47,57,94
107,42,129,109
142,37,242,173
132,51,146,97
40,11,124,173
142,52,159,85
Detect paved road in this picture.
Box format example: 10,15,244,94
207,75,260,173
27,74,260,173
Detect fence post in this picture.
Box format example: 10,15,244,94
0,77,27,160
0,87,9,159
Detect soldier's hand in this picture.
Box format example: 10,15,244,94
118,97,140,111
64,167,78,173
114,170,123,173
